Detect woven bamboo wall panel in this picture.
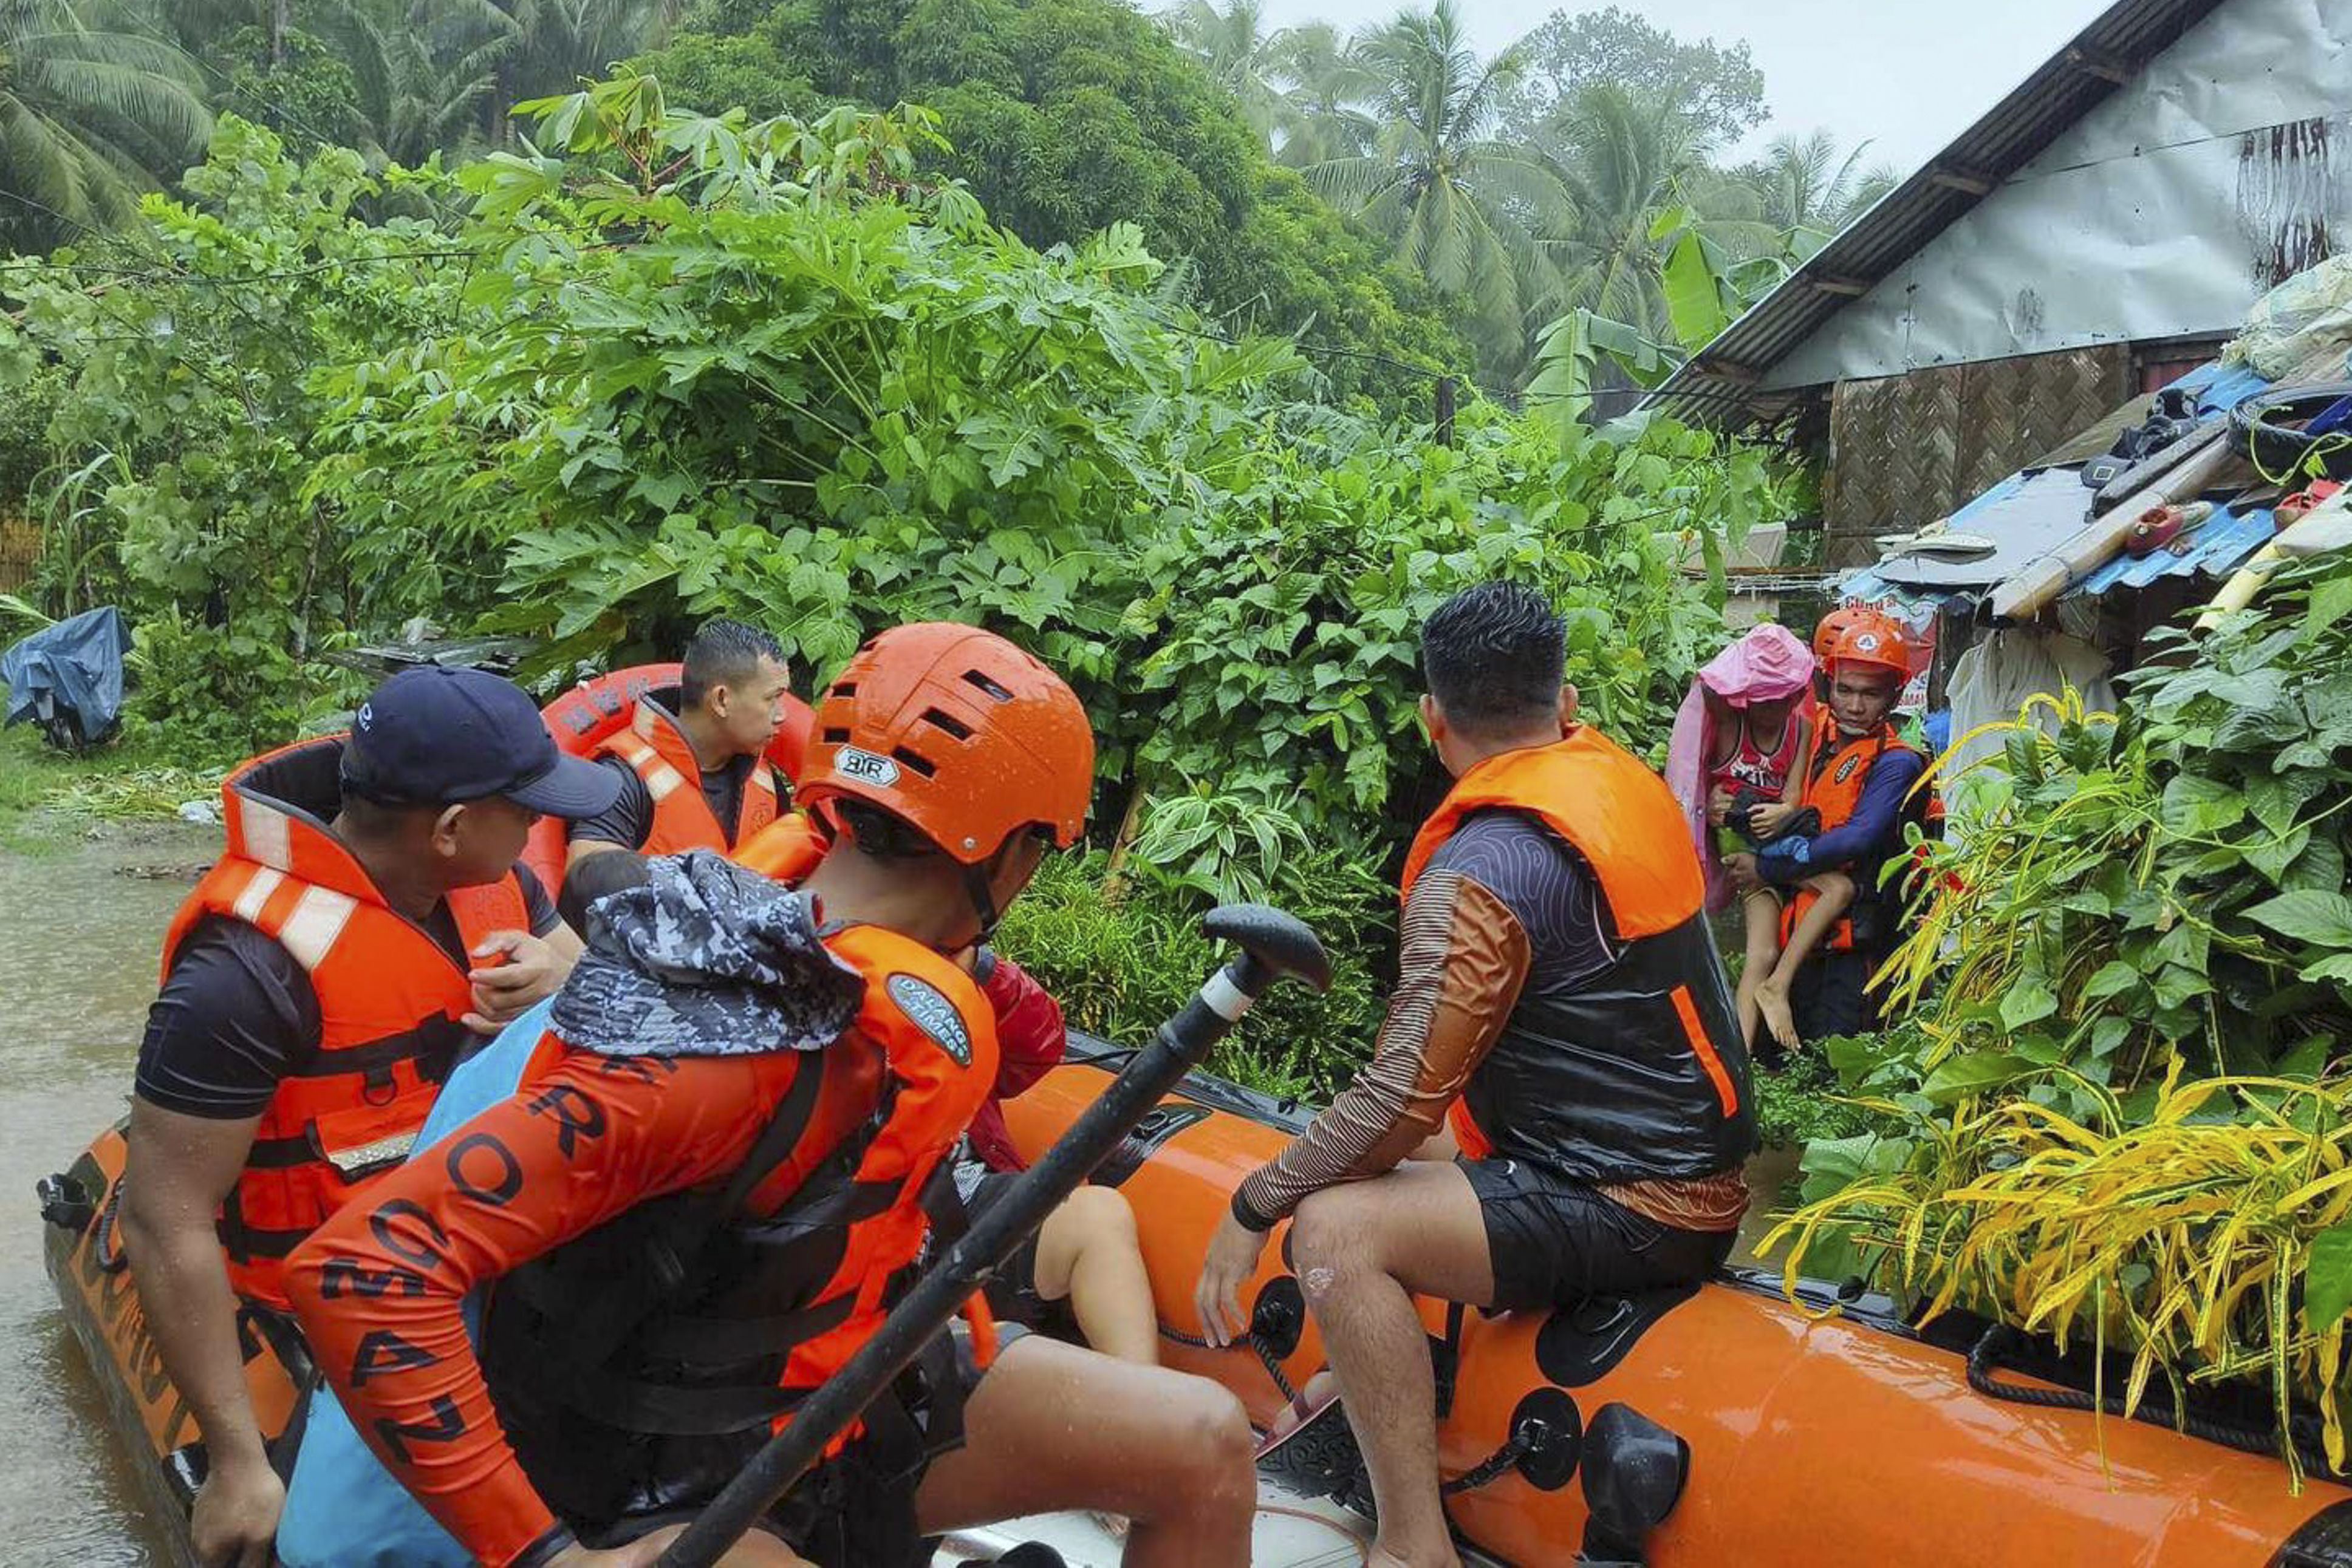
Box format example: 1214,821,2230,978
1824,346,2131,567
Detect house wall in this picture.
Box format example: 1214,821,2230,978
1766,0,2352,387
1820,345,2132,565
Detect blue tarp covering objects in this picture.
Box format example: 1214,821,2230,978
1839,359,2289,611
1,605,132,751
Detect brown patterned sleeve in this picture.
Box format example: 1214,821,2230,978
1231,868,1531,1230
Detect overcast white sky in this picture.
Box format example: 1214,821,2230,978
1249,0,2116,176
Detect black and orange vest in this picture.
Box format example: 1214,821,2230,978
1780,719,1925,954
160,737,527,1306
1401,729,1754,1185
592,698,780,856
478,922,998,1522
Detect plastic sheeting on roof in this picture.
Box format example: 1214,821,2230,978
1838,359,2288,610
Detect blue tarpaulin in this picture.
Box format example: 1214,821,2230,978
2,606,131,750
1840,359,2289,612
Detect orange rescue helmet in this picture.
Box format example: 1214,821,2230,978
797,622,1093,864
1822,609,1910,683
1811,602,1873,664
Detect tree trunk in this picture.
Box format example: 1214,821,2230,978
270,0,290,67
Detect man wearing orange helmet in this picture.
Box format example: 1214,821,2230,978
1728,607,1928,1049
283,624,1256,1568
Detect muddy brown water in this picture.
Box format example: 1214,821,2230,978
0,820,1803,1564
1,820,213,1564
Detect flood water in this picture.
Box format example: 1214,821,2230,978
0,820,213,1565
0,819,1805,1566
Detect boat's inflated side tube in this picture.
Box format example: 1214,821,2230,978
275,1000,560,1568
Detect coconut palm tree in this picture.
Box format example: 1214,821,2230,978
299,0,513,166
1536,84,1774,338
1305,0,1570,361
1744,128,1899,246
0,0,211,246
503,0,669,104
1162,0,1287,145
1268,20,1372,168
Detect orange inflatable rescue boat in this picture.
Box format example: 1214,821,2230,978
998,1041,2352,1568
36,1031,2352,1565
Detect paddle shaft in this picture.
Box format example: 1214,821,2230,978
655,952,1277,1568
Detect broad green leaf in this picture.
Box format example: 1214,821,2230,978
1998,979,2059,1031
2245,890,2352,948
2306,1223,2352,1333
2306,575,2352,641
2080,961,2141,1003
2159,775,2244,837
1922,1052,2036,1104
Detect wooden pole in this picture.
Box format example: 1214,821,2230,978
1435,377,1457,448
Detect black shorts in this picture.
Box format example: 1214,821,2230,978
1459,1156,1735,1312
593,1320,1024,1568
960,1167,1081,1337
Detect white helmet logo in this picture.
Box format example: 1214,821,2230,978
835,746,901,787
1854,632,1881,652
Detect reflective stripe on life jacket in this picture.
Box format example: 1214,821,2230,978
1780,720,1924,955
476,924,997,1526
593,698,779,856
160,737,527,1306
1400,730,1754,1184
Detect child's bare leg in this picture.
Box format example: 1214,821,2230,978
1755,871,1856,1052
1734,889,1782,1049
1033,1185,1160,1365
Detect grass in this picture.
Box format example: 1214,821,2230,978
0,723,221,851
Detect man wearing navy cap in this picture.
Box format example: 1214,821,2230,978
122,666,621,1568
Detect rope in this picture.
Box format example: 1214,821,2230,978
93,1176,129,1275
1964,1324,2336,1473
1438,1421,1543,1497
1157,1321,1298,1405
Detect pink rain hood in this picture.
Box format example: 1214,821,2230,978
1665,624,1817,912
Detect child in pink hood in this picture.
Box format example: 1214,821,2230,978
1665,624,1817,1054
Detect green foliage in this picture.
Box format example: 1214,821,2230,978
636,0,1467,407
3,80,1770,859
999,848,1390,1097
1767,553,2352,1460
0,0,213,249
297,78,1757,853
1500,5,1765,152
0,117,450,746
1752,1045,1885,1149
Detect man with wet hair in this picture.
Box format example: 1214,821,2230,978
567,618,793,865
1195,581,1754,1568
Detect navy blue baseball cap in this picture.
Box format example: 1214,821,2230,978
341,666,622,819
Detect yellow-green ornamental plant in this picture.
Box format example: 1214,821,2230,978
1768,549,2352,1487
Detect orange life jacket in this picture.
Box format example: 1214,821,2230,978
1780,719,1924,955
593,698,779,855
160,737,527,1306
478,922,999,1518
733,812,827,884
1401,729,1754,1182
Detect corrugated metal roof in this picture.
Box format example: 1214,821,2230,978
1644,0,2232,427
1835,357,2282,606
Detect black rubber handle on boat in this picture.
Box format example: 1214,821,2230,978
657,903,1330,1568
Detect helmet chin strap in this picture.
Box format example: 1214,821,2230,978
959,862,1004,949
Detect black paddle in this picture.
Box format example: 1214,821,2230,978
656,902,1332,1568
